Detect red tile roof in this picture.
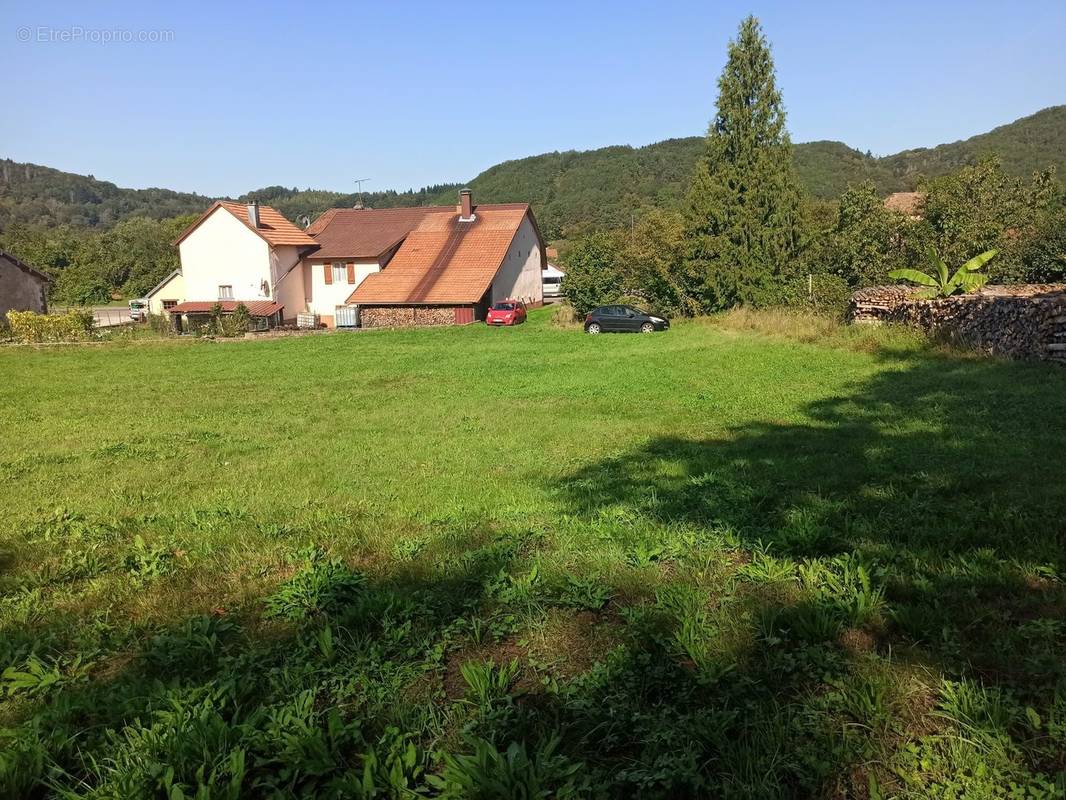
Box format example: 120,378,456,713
306,206,447,259
347,204,536,305
173,202,317,248
884,192,925,218
168,300,284,316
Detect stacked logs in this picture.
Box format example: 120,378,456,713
848,285,1066,363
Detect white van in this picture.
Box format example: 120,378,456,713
543,263,565,297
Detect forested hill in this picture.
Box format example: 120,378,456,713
442,105,1066,236
0,160,210,229
2,106,1062,238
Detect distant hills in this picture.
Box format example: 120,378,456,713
2,106,1062,238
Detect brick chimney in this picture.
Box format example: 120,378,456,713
458,188,474,222
247,201,260,228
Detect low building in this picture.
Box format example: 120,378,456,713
144,269,184,315
0,249,50,318
167,300,284,333
346,190,546,327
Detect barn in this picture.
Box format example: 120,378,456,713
0,249,50,318
343,190,546,327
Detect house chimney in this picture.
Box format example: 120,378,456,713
247,201,260,228
459,188,474,222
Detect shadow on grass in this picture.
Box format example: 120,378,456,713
4,351,1066,797
560,351,1066,684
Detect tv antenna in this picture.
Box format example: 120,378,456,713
353,177,371,192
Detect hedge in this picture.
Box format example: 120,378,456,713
5,309,96,343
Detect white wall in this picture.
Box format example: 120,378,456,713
179,208,272,302
146,271,185,315
306,258,381,323
490,215,544,305
271,247,306,320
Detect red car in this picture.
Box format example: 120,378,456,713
486,300,527,326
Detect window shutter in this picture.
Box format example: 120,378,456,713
324,264,332,285
346,263,355,284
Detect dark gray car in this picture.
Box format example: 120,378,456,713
584,305,670,334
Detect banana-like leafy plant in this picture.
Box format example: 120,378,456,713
888,247,998,298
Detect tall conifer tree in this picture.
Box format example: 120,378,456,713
685,16,803,308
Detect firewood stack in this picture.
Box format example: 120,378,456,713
848,285,1066,363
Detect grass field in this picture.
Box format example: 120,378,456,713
2,309,1065,798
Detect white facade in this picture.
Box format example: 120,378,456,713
490,216,544,305
305,258,381,325
178,207,305,320
145,270,185,315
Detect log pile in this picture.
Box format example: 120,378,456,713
848,285,1066,363
360,306,460,328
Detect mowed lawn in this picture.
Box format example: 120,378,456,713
2,309,1065,798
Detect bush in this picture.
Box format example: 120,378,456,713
781,273,853,317
146,312,175,337
1019,208,1066,283
560,233,622,317
5,309,95,343
197,303,253,338
550,304,581,330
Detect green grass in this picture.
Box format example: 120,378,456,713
2,308,1065,798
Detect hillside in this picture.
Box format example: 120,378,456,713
2,106,1062,238
0,159,210,228
439,106,1066,236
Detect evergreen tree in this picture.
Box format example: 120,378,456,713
684,16,804,309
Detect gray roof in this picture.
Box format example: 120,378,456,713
0,249,51,283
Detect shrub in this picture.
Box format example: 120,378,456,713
146,312,175,336
549,303,581,329
561,233,622,317
5,309,95,343
781,273,853,317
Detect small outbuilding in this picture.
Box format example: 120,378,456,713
144,269,185,315
0,249,50,318
167,299,284,333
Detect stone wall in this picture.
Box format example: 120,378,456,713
360,306,463,329
848,285,1066,363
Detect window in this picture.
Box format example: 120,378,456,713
218,285,233,300
332,262,346,284
162,300,177,310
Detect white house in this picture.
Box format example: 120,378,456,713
169,200,317,326
168,189,545,329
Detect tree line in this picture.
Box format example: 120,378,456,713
560,18,1066,318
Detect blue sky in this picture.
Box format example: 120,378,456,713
3,0,1064,197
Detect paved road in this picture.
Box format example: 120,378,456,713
51,305,133,328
